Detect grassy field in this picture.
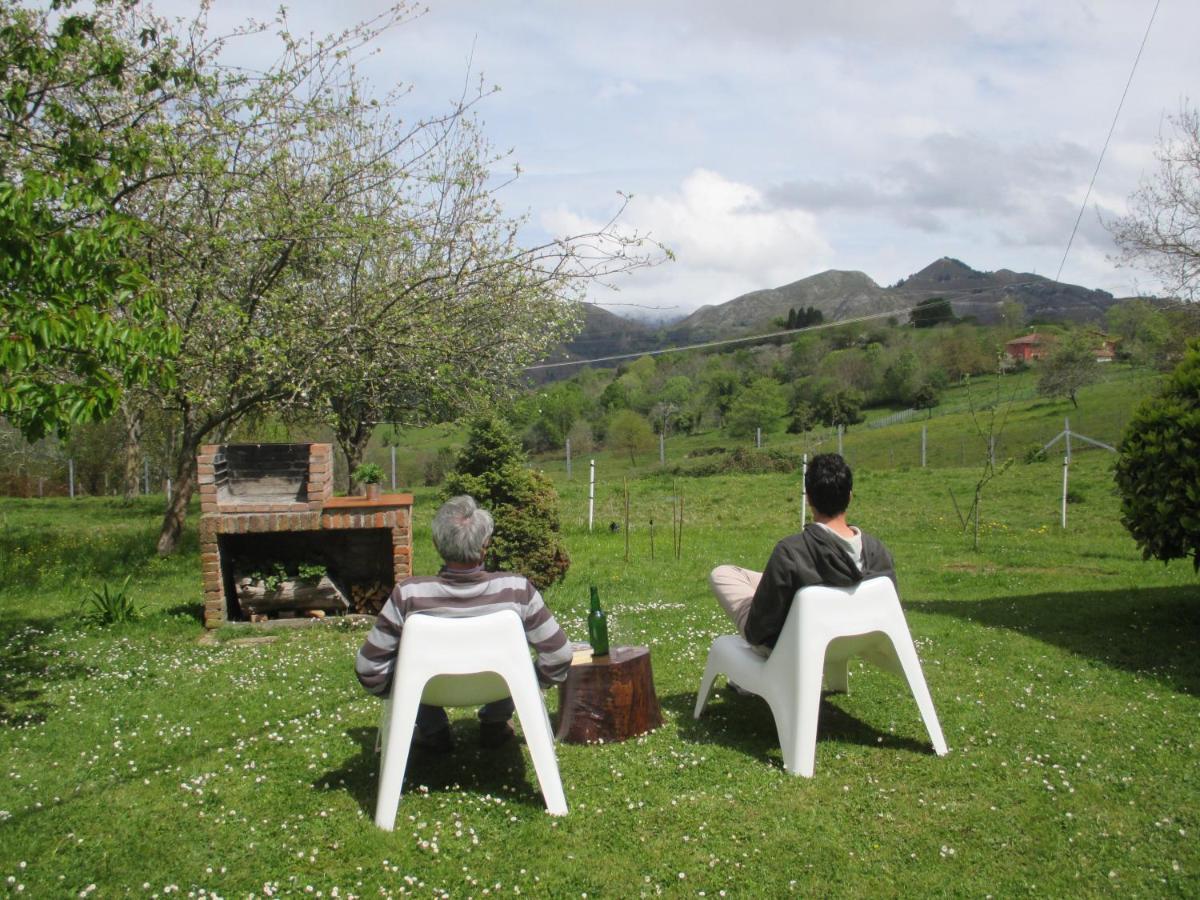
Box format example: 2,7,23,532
2,377,1199,896
503,363,1157,484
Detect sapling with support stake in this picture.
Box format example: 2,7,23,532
800,453,808,527
623,478,630,563
671,480,685,561
588,459,595,532
951,360,1020,551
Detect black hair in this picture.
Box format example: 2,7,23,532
805,453,852,517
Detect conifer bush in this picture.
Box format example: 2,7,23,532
1114,339,1200,571
444,415,570,589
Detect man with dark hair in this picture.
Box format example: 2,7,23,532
356,495,572,750
709,453,896,654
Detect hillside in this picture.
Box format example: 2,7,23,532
529,302,664,381
892,257,1118,324
666,270,909,342
563,258,1123,362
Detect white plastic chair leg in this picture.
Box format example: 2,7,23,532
512,689,568,816
784,650,827,777
374,689,424,831
693,652,723,718
890,635,948,756
823,657,850,694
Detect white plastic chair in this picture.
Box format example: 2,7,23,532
694,576,948,777
374,610,568,829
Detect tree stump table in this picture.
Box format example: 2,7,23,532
555,645,663,743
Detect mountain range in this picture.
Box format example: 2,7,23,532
549,258,1122,370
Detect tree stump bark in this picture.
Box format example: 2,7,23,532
555,646,662,744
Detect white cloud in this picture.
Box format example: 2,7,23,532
144,0,1200,305
541,169,834,314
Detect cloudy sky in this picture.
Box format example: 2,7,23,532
179,0,1197,318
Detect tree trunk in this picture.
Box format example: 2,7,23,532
121,401,143,501
336,419,372,494
157,428,199,556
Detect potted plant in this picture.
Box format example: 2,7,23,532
353,462,385,500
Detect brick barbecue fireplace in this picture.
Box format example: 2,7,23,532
198,442,411,628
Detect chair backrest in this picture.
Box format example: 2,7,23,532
397,609,532,708
764,577,900,678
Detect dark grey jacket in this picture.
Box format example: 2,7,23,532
744,523,897,649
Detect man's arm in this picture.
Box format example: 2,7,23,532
355,588,405,696
521,587,572,686
744,541,798,648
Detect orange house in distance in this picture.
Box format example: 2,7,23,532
1004,333,1054,362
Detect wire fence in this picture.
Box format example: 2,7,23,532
1,404,1130,501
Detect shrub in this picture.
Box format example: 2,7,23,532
82,576,141,625
786,401,816,434
1114,339,1200,571
607,409,655,463
444,416,570,590
814,388,865,429
675,447,801,477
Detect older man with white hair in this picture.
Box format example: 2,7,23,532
356,495,572,750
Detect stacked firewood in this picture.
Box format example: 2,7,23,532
351,581,390,615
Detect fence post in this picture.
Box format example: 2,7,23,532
837,425,843,455
390,445,397,490
566,438,572,479
143,457,150,495
69,459,76,499
755,427,761,449
921,425,927,468
659,431,665,466
588,459,595,533
801,454,808,527
1061,455,1069,529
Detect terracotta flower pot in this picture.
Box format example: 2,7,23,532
364,483,381,500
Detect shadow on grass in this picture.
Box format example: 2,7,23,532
908,585,1200,695
0,614,84,727
316,721,538,817
164,602,204,623
664,687,931,770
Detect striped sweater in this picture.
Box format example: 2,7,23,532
355,564,573,697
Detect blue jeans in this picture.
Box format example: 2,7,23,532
416,698,514,734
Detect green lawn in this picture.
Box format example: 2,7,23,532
2,404,1199,895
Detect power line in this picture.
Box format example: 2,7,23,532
526,307,920,371
1055,0,1160,283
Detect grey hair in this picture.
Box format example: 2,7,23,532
431,495,494,564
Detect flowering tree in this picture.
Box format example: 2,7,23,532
301,101,659,486
1108,105,1200,302
131,7,664,552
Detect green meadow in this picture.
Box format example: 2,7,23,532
1,374,1198,897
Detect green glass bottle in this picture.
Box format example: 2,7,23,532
587,585,610,657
